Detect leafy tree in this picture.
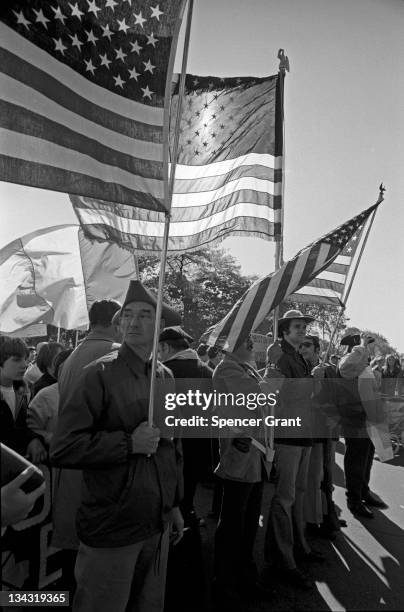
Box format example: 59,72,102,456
138,248,255,340
359,329,398,357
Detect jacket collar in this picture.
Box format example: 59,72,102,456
280,338,301,356
119,342,166,378
119,342,149,377
84,330,117,343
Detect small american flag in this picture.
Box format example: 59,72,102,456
203,200,382,352
0,0,185,210
71,72,284,252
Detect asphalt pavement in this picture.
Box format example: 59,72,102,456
180,442,404,612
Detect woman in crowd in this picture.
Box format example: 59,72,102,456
31,342,64,398
381,354,402,396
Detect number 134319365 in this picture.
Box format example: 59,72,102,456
0,591,69,606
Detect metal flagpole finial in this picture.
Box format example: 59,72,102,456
277,49,290,74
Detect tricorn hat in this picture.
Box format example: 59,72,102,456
121,280,181,327
278,309,316,325
159,326,193,344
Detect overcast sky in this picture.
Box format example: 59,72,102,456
1,0,403,350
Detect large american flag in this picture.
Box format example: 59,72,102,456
71,72,283,252
0,0,185,211
203,201,381,352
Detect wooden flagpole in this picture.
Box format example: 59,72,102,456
133,253,140,280
272,50,289,342
148,0,194,426
324,185,385,360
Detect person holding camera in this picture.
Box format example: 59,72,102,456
337,332,387,518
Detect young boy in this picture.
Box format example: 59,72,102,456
0,336,46,463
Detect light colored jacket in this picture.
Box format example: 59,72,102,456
27,382,59,446
212,354,271,483
52,330,119,550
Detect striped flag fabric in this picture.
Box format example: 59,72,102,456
0,0,185,211
71,72,283,253
203,201,381,352
0,225,136,333
285,207,376,306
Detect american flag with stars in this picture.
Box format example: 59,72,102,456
0,0,185,210
202,200,382,352
285,197,382,306
71,71,284,253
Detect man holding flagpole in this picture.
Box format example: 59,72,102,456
51,281,184,612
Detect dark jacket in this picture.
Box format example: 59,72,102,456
275,339,313,446
32,371,57,398
0,381,41,455
50,343,183,548
312,363,340,441
164,349,213,381
163,349,213,484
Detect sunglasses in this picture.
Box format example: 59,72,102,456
300,342,314,348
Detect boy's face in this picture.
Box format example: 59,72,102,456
0,355,27,382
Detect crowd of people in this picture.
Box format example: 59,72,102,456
1,280,403,612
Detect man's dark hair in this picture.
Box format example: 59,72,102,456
89,300,121,328
54,349,74,379
36,342,64,374
0,337,28,367
278,319,292,339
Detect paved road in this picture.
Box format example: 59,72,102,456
170,443,404,611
